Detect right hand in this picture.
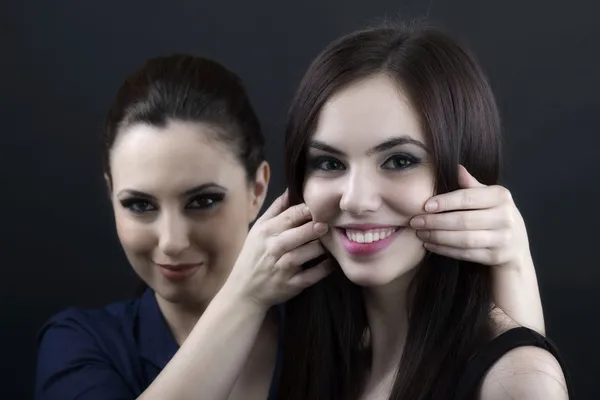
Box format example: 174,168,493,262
223,190,333,309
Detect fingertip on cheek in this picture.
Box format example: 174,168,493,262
410,217,426,228
424,200,439,212
416,230,430,240
303,200,330,223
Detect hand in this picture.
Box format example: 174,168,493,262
410,165,530,269
224,190,332,309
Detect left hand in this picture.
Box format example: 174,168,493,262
410,165,530,269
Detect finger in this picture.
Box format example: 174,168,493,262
458,164,486,189
288,259,334,288
263,202,313,236
275,240,326,271
258,189,289,222
417,229,511,249
423,243,505,266
411,208,510,231
270,220,328,258
423,185,511,213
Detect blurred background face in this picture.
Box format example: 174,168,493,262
303,74,435,288
109,120,265,306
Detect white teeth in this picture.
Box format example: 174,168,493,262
344,228,396,243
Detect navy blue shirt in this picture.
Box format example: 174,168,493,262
35,289,281,400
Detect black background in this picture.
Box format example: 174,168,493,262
1,0,598,398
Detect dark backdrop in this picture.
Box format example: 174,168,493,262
1,0,598,398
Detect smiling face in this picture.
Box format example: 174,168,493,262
302,74,435,287
109,120,267,306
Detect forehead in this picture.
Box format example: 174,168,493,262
312,74,424,147
109,120,244,191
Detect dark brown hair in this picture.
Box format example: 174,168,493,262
103,53,265,185
278,22,501,400
103,54,266,296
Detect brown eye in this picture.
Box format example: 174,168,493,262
187,193,225,209
382,154,419,170
119,199,157,214
308,156,346,171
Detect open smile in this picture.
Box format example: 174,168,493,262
336,224,405,256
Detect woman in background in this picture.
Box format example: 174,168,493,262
36,55,332,400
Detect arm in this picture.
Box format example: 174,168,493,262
38,194,330,400
479,346,569,400
491,250,545,335
139,289,267,400
36,294,268,400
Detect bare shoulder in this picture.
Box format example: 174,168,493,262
478,345,569,400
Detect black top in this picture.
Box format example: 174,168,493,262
454,327,574,399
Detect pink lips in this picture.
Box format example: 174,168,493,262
337,226,404,256
156,263,200,281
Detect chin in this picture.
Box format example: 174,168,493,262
144,274,209,306
325,231,427,288
147,280,187,303
340,263,417,288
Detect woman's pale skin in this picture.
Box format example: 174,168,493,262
107,115,550,399
108,121,331,400
302,74,568,399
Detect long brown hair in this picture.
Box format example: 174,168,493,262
278,22,501,400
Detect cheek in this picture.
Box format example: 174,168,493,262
194,202,250,257
303,177,339,222
114,210,155,256
384,171,435,215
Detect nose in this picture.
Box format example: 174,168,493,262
339,169,382,215
158,211,191,257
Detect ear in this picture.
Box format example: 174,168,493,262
248,161,270,222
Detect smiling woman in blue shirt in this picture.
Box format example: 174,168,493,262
35,54,333,400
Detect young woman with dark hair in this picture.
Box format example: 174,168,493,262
278,23,572,400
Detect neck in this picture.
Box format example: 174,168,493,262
155,293,209,345
363,269,416,378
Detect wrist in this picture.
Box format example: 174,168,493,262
216,281,270,316
497,250,535,273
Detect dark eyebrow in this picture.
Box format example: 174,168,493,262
308,135,428,157
183,183,227,196
366,137,428,155
117,183,227,199
308,141,345,156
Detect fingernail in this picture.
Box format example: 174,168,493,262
424,201,438,212
416,230,430,240
411,217,425,228
314,222,328,234
303,206,311,217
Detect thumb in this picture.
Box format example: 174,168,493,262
458,165,486,189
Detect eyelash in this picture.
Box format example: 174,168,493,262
119,193,226,215
307,154,421,172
